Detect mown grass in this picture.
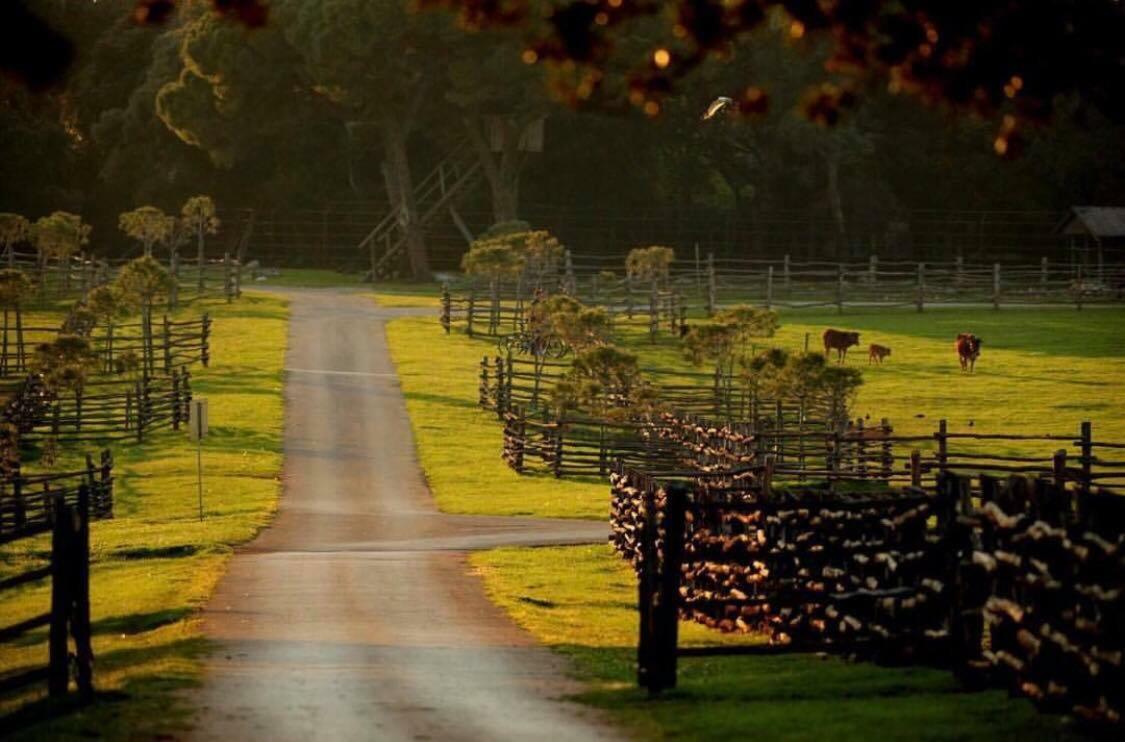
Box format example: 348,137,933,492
0,292,287,739
386,315,605,518
388,300,1123,740
247,267,442,307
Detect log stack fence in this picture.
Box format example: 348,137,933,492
613,463,1123,726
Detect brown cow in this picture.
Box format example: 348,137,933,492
868,344,892,364
823,329,861,363
955,333,982,372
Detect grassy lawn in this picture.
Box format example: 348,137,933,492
246,268,441,307
389,300,1122,739
386,315,606,518
1,292,288,739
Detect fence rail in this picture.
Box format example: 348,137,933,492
0,484,95,699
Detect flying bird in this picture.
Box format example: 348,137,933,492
702,96,734,121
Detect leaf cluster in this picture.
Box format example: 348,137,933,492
625,246,675,284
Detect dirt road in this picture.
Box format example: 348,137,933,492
188,291,616,741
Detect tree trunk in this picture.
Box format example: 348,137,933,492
381,119,428,279
465,115,523,225
196,225,205,290
826,151,846,261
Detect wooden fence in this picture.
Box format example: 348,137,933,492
481,355,835,424
0,484,96,699
4,248,243,307
613,465,1123,726
440,256,1125,334
2,369,192,444
0,453,114,544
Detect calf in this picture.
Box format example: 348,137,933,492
868,343,892,364
823,328,861,363
955,333,982,372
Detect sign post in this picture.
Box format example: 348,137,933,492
189,398,209,521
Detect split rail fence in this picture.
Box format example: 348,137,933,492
0,484,99,699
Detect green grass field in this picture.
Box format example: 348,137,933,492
246,267,441,307
386,302,1124,740
1,292,288,739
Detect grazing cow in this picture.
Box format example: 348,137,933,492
868,343,892,364
955,333,982,372
823,329,861,363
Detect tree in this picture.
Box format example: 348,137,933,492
114,256,173,376
446,30,550,225
421,1,1125,148
120,205,176,257
33,211,91,291
32,334,99,408
264,0,461,278
180,195,219,277
0,213,31,268
626,246,675,287
528,295,611,353
552,346,657,420
85,284,127,372
0,269,34,374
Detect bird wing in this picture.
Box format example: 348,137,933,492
702,97,733,120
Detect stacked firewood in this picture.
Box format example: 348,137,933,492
681,483,952,655
610,465,956,656
959,475,1124,726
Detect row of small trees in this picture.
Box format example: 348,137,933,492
459,230,862,423
1,256,173,383
0,196,219,277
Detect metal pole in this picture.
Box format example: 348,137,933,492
197,439,204,521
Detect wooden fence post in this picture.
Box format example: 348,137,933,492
910,449,922,488
171,369,182,430
169,251,179,310
514,407,526,473
916,262,926,312
48,499,72,697
440,284,451,334
835,263,844,315
1052,449,1068,490
1079,421,1092,495
223,252,233,303
648,282,658,342
638,483,686,694
783,253,791,287
73,485,93,696
868,253,877,284
937,419,948,474
200,313,211,368
765,265,774,309
706,253,716,316
552,415,565,478
466,290,476,337
494,356,506,418
162,315,173,374
992,263,1001,310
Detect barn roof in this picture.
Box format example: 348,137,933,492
1056,206,1125,237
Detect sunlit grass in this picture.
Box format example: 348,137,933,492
386,315,605,518
0,293,287,739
